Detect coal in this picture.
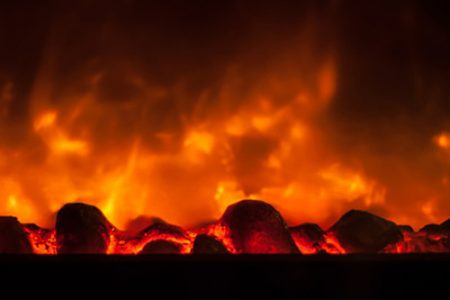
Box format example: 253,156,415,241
192,234,229,254
417,221,450,237
23,223,43,232
139,240,181,254
139,220,187,239
328,210,403,253
397,225,414,233
0,217,33,253
24,223,53,236
419,224,443,235
290,223,325,243
56,203,112,254
290,223,325,253
439,219,450,236
221,200,300,254
440,218,450,231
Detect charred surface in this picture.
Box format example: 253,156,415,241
55,203,112,254
139,240,182,254
329,210,403,253
0,217,32,254
221,200,300,254
192,234,229,254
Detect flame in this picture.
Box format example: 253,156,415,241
33,111,57,131
0,2,446,236
317,59,337,105
0,52,389,230
435,132,450,150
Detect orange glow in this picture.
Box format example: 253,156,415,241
317,60,337,105
23,204,450,254
214,181,247,214
24,227,56,254
50,134,89,155
0,53,421,235
184,130,215,154
33,111,57,131
107,229,193,254
0,9,445,239
421,199,439,223
200,222,238,253
0,21,380,232
383,230,450,253
435,132,450,150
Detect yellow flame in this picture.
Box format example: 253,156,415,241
214,181,246,213
435,132,450,150
50,134,89,155
7,195,17,209
184,130,215,154
421,198,438,223
34,111,57,131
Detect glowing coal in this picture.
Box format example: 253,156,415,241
192,234,229,254
220,200,299,254
56,203,112,254
0,217,32,254
2,199,446,254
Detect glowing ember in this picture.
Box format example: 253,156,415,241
8,200,449,254
435,132,450,150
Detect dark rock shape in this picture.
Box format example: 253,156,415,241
139,220,187,239
440,219,450,232
417,221,450,237
328,210,403,253
0,217,33,253
220,200,300,254
290,223,325,253
56,203,112,254
23,223,43,232
139,240,181,254
290,223,325,243
192,234,229,254
125,216,155,235
397,225,414,233
419,224,442,235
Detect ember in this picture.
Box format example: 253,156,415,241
0,200,443,254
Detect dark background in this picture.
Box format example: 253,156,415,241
1,254,450,299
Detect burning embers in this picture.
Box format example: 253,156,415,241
0,200,445,254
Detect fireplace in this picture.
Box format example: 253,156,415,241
0,0,449,297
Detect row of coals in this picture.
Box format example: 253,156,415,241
1,200,450,254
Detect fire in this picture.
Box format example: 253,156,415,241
33,111,57,131
435,132,450,150
421,199,439,224
16,198,450,255
0,67,392,231
214,181,247,214
317,60,337,105
319,165,386,207
384,230,450,254
0,1,447,240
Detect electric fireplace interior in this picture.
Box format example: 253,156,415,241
0,0,449,298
